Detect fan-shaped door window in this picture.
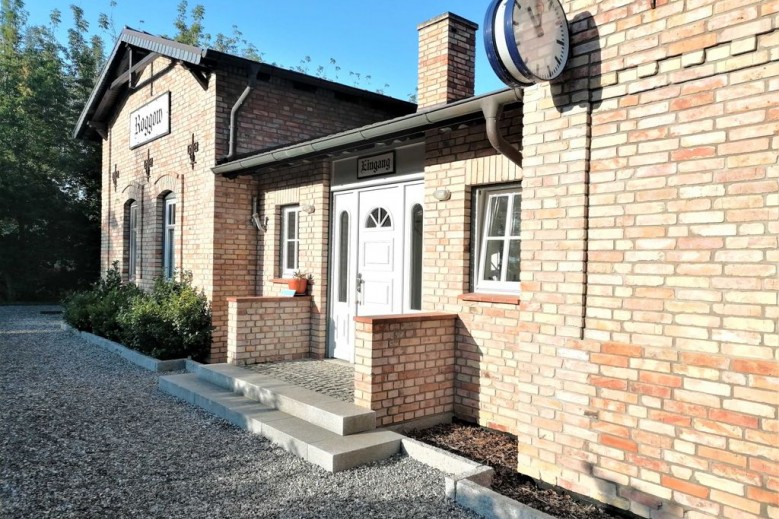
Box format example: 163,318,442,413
365,207,392,229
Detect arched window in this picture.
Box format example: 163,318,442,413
163,193,176,279
128,201,138,281
365,207,392,229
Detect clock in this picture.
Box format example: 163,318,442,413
484,0,571,86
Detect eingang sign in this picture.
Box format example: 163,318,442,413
357,151,395,178
129,92,171,149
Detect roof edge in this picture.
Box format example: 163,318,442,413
212,88,521,176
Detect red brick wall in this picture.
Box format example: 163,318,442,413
100,57,217,298
226,296,311,365
208,69,410,361
354,313,457,427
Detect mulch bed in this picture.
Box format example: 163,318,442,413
407,419,636,519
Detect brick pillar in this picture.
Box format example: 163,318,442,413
416,12,478,110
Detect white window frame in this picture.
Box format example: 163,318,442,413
163,193,176,279
128,201,138,281
280,205,300,278
473,185,521,294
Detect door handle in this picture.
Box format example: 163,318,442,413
356,273,363,294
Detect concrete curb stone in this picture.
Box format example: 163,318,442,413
401,437,555,519
60,323,186,372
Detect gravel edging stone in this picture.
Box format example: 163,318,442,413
61,322,186,372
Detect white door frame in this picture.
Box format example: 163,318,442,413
328,181,423,361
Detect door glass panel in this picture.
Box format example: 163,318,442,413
481,240,504,281
487,196,508,236
410,204,423,311
338,211,349,303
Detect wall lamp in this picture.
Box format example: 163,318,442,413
300,204,316,214
433,188,452,202
251,196,268,233
251,213,268,233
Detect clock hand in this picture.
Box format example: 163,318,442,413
525,3,544,37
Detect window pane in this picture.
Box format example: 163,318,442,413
481,240,504,281
506,239,521,282
286,242,296,270
510,194,521,236
168,203,176,225
487,196,508,237
410,204,423,310
338,212,349,303
286,211,296,239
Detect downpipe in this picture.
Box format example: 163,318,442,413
226,64,261,161
481,89,523,172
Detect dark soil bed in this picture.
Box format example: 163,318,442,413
407,420,637,519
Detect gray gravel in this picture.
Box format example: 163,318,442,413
0,306,478,519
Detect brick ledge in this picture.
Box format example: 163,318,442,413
458,293,521,305
226,296,311,303
354,312,458,324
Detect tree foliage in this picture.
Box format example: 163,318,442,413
0,0,102,301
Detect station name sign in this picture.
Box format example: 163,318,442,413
129,92,171,149
357,151,395,178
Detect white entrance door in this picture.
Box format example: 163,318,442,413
329,182,423,361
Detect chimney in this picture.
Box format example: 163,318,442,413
416,12,478,111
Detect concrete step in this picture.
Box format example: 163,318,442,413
193,363,375,436
159,373,402,472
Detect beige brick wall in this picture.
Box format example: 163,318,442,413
354,313,457,427
419,1,778,517
226,296,311,365
100,58,410,363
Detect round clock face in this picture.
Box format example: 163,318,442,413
484,0,570,86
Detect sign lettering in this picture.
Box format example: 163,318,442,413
129,92,171,149
357,152,395,178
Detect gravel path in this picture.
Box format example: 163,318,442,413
0,306,478,519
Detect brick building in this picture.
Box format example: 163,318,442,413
78,2,778,519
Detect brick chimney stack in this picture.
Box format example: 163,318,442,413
416,13,478,111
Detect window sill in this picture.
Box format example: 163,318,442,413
458,293,521,305
272,278,294,284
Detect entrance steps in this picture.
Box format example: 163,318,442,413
159,363,401,472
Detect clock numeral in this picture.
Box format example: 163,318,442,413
555,55,561,65
556,39,564,45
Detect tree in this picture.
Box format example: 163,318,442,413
0,1,103,301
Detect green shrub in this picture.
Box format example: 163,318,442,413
61,264,213,361
118,273,211,361
62,262,139,340
62,290,99,331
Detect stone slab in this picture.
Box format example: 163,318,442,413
159,373,401,473
198,363,376,436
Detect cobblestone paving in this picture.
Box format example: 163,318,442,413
247,359,354,402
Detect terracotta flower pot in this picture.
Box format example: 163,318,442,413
288,278,308,295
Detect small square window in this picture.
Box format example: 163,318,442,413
473,185,521,294
281,205,300,277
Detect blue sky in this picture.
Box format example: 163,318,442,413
26,0,507,100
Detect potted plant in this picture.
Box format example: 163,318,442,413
288,271,312,295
